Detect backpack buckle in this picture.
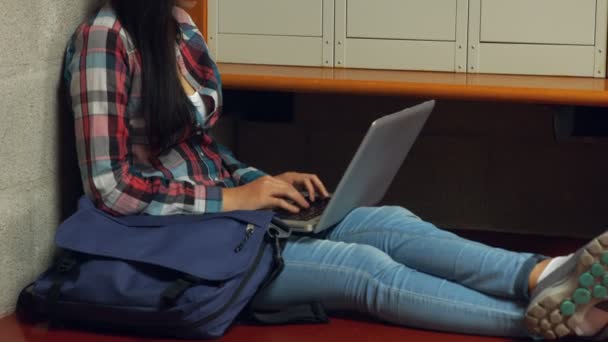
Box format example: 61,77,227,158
161,277,200,308
269,218,292,239
56,257,77,273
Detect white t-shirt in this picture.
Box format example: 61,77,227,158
188,91,206,120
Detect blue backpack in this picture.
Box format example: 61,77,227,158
18,197,327,339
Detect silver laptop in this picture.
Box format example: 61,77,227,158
276,100,435,234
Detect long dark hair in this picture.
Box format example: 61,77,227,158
111,0,194,150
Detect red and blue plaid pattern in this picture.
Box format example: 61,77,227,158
65,4,266,216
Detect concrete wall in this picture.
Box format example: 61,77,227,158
0,0,95,316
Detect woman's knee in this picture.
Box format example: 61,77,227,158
253,241,403,309
331,206,439,240
347,206,422,224
342,243,404,279
380,206,422,220
334,244,415,310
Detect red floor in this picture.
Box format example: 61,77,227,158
0,230,591,342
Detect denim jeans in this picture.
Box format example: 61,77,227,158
251,206,541,337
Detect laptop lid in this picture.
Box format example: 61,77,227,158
313,100,435,233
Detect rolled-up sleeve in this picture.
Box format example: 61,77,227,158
216,143,267,186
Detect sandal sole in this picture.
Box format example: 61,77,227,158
525,231,608,340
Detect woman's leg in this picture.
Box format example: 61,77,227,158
251,236,531,338
324,206,543,300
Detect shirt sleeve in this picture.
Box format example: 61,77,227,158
216,143,267,185
67,25,224,216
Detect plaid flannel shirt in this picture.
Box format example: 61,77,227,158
65,4,266,216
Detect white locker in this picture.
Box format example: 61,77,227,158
208,0,334,67
335,0,469,72
469,0,607,77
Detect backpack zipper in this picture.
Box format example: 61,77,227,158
234,224,256,253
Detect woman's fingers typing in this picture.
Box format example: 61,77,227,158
270,179,309,210
308,174,330,198
303,178,316,202
271,197,300,213
274,172,330,200
222,173,329,213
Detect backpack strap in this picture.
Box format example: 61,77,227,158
246,217,329,325
42,252,80,327
249,303,329,325
160,275,201,308
160,275,225,308
16,283,39,322
47,252,79,308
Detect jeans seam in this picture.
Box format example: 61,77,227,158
284,260,525,318
326,230,534,300
330,230,475,245
452,243,467,278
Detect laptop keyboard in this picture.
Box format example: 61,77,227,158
275,197,331,221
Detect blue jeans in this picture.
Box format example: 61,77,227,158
251,206,541,337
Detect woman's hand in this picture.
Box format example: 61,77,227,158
222,176,311,213
274,172,330,202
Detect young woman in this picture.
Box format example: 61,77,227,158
65,0,608,339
